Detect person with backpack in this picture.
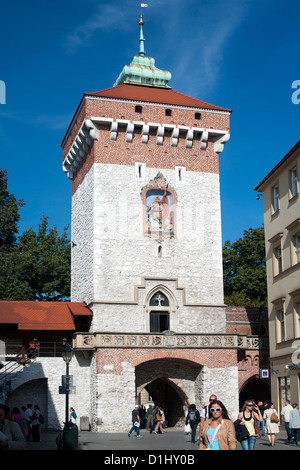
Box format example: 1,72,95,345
186,404,200,443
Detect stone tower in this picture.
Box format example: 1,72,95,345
61,17,236,431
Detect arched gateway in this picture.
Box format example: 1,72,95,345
136,358,202,427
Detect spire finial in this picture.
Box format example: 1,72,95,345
138,14,146,56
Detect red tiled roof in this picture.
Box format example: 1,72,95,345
84,84,232,112
0,301,92,331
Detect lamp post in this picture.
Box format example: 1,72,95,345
61,341,73,424
60,340,78,450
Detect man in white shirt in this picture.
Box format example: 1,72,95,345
281,400,293,443
200,394,217,434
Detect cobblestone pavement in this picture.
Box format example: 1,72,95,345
25,426,300,451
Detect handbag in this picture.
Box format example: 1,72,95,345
254,419,262,438
185,423,191,433
270,412,279,423
205,421,223,450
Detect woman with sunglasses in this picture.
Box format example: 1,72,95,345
237,400,263,450
198,400,237,450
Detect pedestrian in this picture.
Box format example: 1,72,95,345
23,404,33,441
185,404,200,443
263,403,279,447
153,406,165,434
27,339,39,359
31,405,41,442
185,405,191,435
237,400,263,450
289,403,300,446
150,406,157,433
198,399,236,450
281,399,293,443
11,407,22,424
3,405,13,421
139,405,146,429
200,394,217,434
257,401,265,436
146,405,154,430
128,405,141,438
70,407,77,423
0,404,26,450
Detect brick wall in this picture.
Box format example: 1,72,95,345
61,96,230,195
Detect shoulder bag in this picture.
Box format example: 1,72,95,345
205,421,223,450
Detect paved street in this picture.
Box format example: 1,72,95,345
25,426,299,451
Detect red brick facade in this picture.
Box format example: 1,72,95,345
61,95,230,195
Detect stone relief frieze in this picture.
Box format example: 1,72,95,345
73,332,268,351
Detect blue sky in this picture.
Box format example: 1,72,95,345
1,0,300,244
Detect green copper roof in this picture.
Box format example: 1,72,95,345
113,16,172,89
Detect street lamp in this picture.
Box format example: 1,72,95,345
61,340,73,424
60,339,78,450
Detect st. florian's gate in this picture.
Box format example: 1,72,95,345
72,331,269,432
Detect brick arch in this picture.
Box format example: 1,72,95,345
239,375,270,407
131,349,204,368
96,348,237,374
135,357,202,426
135,357,202,390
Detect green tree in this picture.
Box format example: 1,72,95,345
223,226,267,307
0,167,25,247
17,215,71,301
0,168,71,301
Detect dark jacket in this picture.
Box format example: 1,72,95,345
186,408,200,425
234,419,250,442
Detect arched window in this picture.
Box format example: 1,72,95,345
149,291,170,332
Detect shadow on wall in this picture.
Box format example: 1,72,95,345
5,362,60,430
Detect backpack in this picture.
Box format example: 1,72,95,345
39,414,44,424
189,410,197,422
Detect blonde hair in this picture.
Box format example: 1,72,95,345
241,400,254,412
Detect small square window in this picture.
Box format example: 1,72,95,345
165,109,172,116
135,105,142,113
195,112,201,120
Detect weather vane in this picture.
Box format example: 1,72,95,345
140,3,148,15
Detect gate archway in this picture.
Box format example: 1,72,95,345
239,375,270,409
135,357,203,427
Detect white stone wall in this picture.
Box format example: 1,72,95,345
71,167,95,304
71,163,225,332
94,361,136,432
200,366,239,422
5,354,92,430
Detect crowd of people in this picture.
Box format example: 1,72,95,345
0,403,43,450
128,395,300,450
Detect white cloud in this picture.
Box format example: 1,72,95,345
63,3,133,54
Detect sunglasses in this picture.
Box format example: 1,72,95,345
247,404,254,407
210,408,222,413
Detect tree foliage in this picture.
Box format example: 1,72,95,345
223,226,267,307
0,168,25,248
0,168,71,301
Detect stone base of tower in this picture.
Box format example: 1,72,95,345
91,347,239,432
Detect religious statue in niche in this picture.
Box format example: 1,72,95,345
145,187,174,234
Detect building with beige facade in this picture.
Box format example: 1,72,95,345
255,139,300,412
